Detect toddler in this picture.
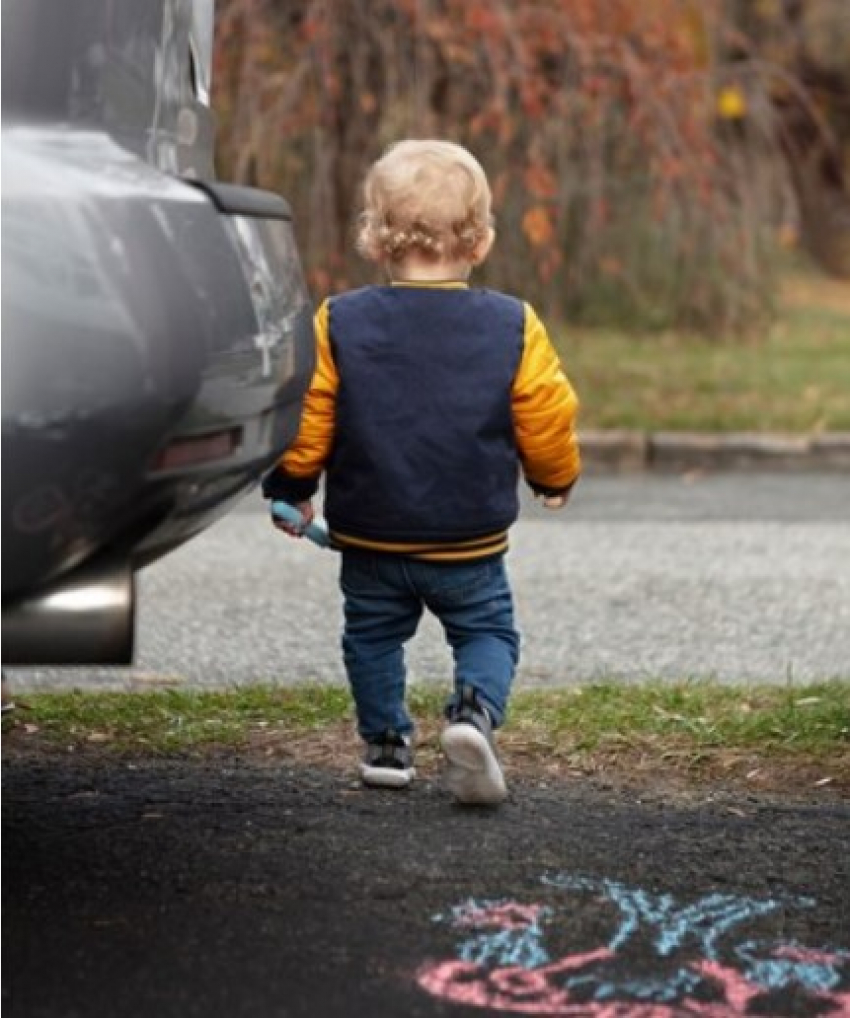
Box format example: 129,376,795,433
264,140,581,805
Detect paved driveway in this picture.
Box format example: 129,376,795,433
8,473,850,692
4,756,849,1018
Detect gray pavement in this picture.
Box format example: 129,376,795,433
5,756,849,1018
9,472,849,693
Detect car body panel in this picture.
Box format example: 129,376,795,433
1,0,315,663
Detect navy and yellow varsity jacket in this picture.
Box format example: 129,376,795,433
263,282,581,562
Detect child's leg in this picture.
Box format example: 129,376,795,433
339,552,423,740
410,556,517,804
416,557,519,726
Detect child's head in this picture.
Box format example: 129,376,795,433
356,140,494,268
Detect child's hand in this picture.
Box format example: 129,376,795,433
543,494,569,510
272,500,315,537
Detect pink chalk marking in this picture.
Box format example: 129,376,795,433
693,961,850,1017
417,950,615,1015
417,955,703,1018
453,902,547,931
772,944,846,966
687,961,771,1015
830,994,850,1017
417,953,850,1017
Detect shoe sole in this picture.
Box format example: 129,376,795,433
440,724,507,805
360,764,415,789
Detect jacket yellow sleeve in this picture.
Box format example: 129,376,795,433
279,299,338,480
512,303,581,494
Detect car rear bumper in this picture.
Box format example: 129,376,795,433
2,126,314,654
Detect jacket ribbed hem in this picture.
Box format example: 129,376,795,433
329,528,510,562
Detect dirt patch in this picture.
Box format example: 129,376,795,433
5,715,848,806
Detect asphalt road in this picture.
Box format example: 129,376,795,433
4,757,849,1018
8,472,850,693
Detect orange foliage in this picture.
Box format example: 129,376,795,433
522,207,556,248
213,0,788,331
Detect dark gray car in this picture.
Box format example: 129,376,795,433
1,0,315,664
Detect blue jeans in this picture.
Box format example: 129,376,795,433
339,552,520,740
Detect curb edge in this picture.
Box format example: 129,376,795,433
579,430,850,474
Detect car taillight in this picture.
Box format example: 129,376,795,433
152,428,241,471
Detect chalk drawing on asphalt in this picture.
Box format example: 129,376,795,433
416,873,850,1015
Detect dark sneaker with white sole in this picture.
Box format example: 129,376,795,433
360,730,415,789
441,685,507,805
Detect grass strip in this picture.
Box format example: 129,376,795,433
4,680,848,793
558,277,850,433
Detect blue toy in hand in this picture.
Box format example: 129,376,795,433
271,501,330,548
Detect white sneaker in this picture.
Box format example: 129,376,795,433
441,686,507,805
360,730,415,789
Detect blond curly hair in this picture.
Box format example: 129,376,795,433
356,140,494,265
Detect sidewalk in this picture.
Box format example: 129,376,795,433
580,429,850,473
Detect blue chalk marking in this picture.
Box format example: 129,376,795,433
271,501,330,548
429,875,848,1010
460,926,550,970
540,873,806,961
433,899,553,969
735,939,850,993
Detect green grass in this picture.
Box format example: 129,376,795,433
2,686,353,754
503,681,850,757
5,681,848,790
557,278,850,433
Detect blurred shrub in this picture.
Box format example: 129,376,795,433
211,0,840,335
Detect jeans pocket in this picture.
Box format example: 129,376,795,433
418,558,505,606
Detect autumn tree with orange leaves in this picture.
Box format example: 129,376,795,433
212,0,821,334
